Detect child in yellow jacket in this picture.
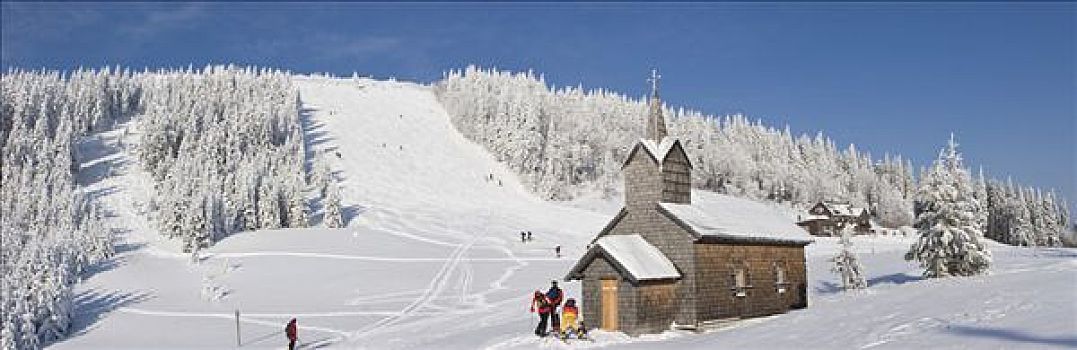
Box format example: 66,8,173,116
561,298,587,339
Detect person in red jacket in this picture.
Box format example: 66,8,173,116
530,290,551,336
285,318,298,350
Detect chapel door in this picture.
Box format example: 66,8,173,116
600,279,619,330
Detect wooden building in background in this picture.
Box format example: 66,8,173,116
796,202,873,236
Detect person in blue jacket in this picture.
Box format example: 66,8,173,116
545,280,564,336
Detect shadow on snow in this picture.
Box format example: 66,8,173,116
946,325,1077,347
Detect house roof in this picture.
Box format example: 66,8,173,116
827,203,853,216
565,234,681,283
817,202,868,217
658,203,813,246
796,214,830,224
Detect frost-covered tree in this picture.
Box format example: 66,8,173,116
2,66,326,347
434,66,912,218
905,135,991,278
311,153,333,197
324,180,345,228
2,68,125,349
135,66,312,243
831,224,867,290
874,179,913,228
435,66,1067,246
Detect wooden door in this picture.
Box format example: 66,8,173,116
601,279,618,330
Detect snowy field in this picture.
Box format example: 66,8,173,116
52,77,1076,349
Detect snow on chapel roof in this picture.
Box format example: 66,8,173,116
659,202,813,245
623,137,681,168
640,138,677,164
565,234,681,283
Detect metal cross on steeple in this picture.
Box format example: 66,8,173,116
647,69,661,98
644,69,667,143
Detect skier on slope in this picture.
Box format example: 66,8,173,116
546,280,564,337
285,318,298,350
530,290,552,336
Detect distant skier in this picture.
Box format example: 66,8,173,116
555,245,561,258
530,290,552,337
520,231,526,243
546,280,564,336
526,231,533,241
285,318,298,350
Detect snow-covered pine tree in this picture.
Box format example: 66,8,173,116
287,174,309,228
135,66,310,241
311,153,332,197
875,181,913,228
1010,188,1034,246
1035,190,1061,247
905,134,991,277
324,181,344,228
973,168,989,234
831,224,867,290
258,177,283,229
435,66,911,212
2,68,130,348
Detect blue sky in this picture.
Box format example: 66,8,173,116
3,2,1074,211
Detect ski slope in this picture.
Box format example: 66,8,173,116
52,77,1076,349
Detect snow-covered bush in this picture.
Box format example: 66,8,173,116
200,277,228,302
906,135,992,278
831,226,867,290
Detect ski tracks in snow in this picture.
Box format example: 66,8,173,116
858,294,1037,349
350,239,475,339
116,308,350,336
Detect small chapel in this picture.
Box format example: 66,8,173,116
565,71,813,335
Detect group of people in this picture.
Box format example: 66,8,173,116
529,280,588,340
487,173,503,186
520,232,563,258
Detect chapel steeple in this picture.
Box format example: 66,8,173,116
646,69,668,143
620,70,692,207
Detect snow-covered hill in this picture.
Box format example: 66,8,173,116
51,77,1076,349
